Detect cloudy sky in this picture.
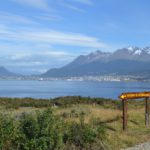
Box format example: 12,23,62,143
1,0,150,74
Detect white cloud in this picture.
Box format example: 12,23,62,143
12,0,51,11
9,51,73,61
0,26,106,49
36,14,62,21
71,0,93,5
0,11,35,25
0,49,75,74
0,26,107,74
61,3,86,13
59,0,93,12
61,0,93,5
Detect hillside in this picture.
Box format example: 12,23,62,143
42,46,150,77
0,66,16,76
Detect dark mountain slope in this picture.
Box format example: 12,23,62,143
0,66,16,76
42,46,150,77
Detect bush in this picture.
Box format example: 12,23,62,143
0,113,24,150
0,109,64,150
0,108,108,150
63,116,107,150
19,108,64,150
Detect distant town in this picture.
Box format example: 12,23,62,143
0,75,149,82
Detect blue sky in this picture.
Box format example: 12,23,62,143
0,0,150,74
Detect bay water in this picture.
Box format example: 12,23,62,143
0,80,149,100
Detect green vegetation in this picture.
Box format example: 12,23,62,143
0,96,149,150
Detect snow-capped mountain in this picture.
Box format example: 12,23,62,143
42,46,150,77
71,46,150,66
111,46,150,61
127,46,150,55
126,46,150,55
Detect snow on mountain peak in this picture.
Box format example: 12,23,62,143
127,46,135,51
127,46,150,55
133,49,142,55
147,50,150,54
144,47,150,54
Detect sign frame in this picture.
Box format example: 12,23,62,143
119,92,150,130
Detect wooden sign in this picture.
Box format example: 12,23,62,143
119,92,150,130
119,92,150,100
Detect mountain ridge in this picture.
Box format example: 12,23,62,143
42,46,150,77
0,66,16,77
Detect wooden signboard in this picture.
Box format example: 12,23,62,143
119,92,150,130
119,92,150,100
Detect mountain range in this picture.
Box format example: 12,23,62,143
42,46,150,77
1,46,150,77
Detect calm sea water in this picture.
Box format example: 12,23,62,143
0,80,150,100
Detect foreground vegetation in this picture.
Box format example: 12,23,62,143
0,96,150,150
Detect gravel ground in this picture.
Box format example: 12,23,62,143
123,141,150,150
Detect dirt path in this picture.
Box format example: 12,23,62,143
124,141,150,150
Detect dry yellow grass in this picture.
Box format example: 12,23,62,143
54,104,150,150
0,106,45,117
55,104,121,123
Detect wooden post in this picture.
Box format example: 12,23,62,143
122,100,127,130
145,98,149,127
119,92,150,130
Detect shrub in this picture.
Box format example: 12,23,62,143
64,116,107,150
0,107,108,150
19,108,64,150
0,113,24,150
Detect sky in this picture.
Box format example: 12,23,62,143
1,0,150,74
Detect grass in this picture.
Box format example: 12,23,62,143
0,96,150,150
54,104,150,149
